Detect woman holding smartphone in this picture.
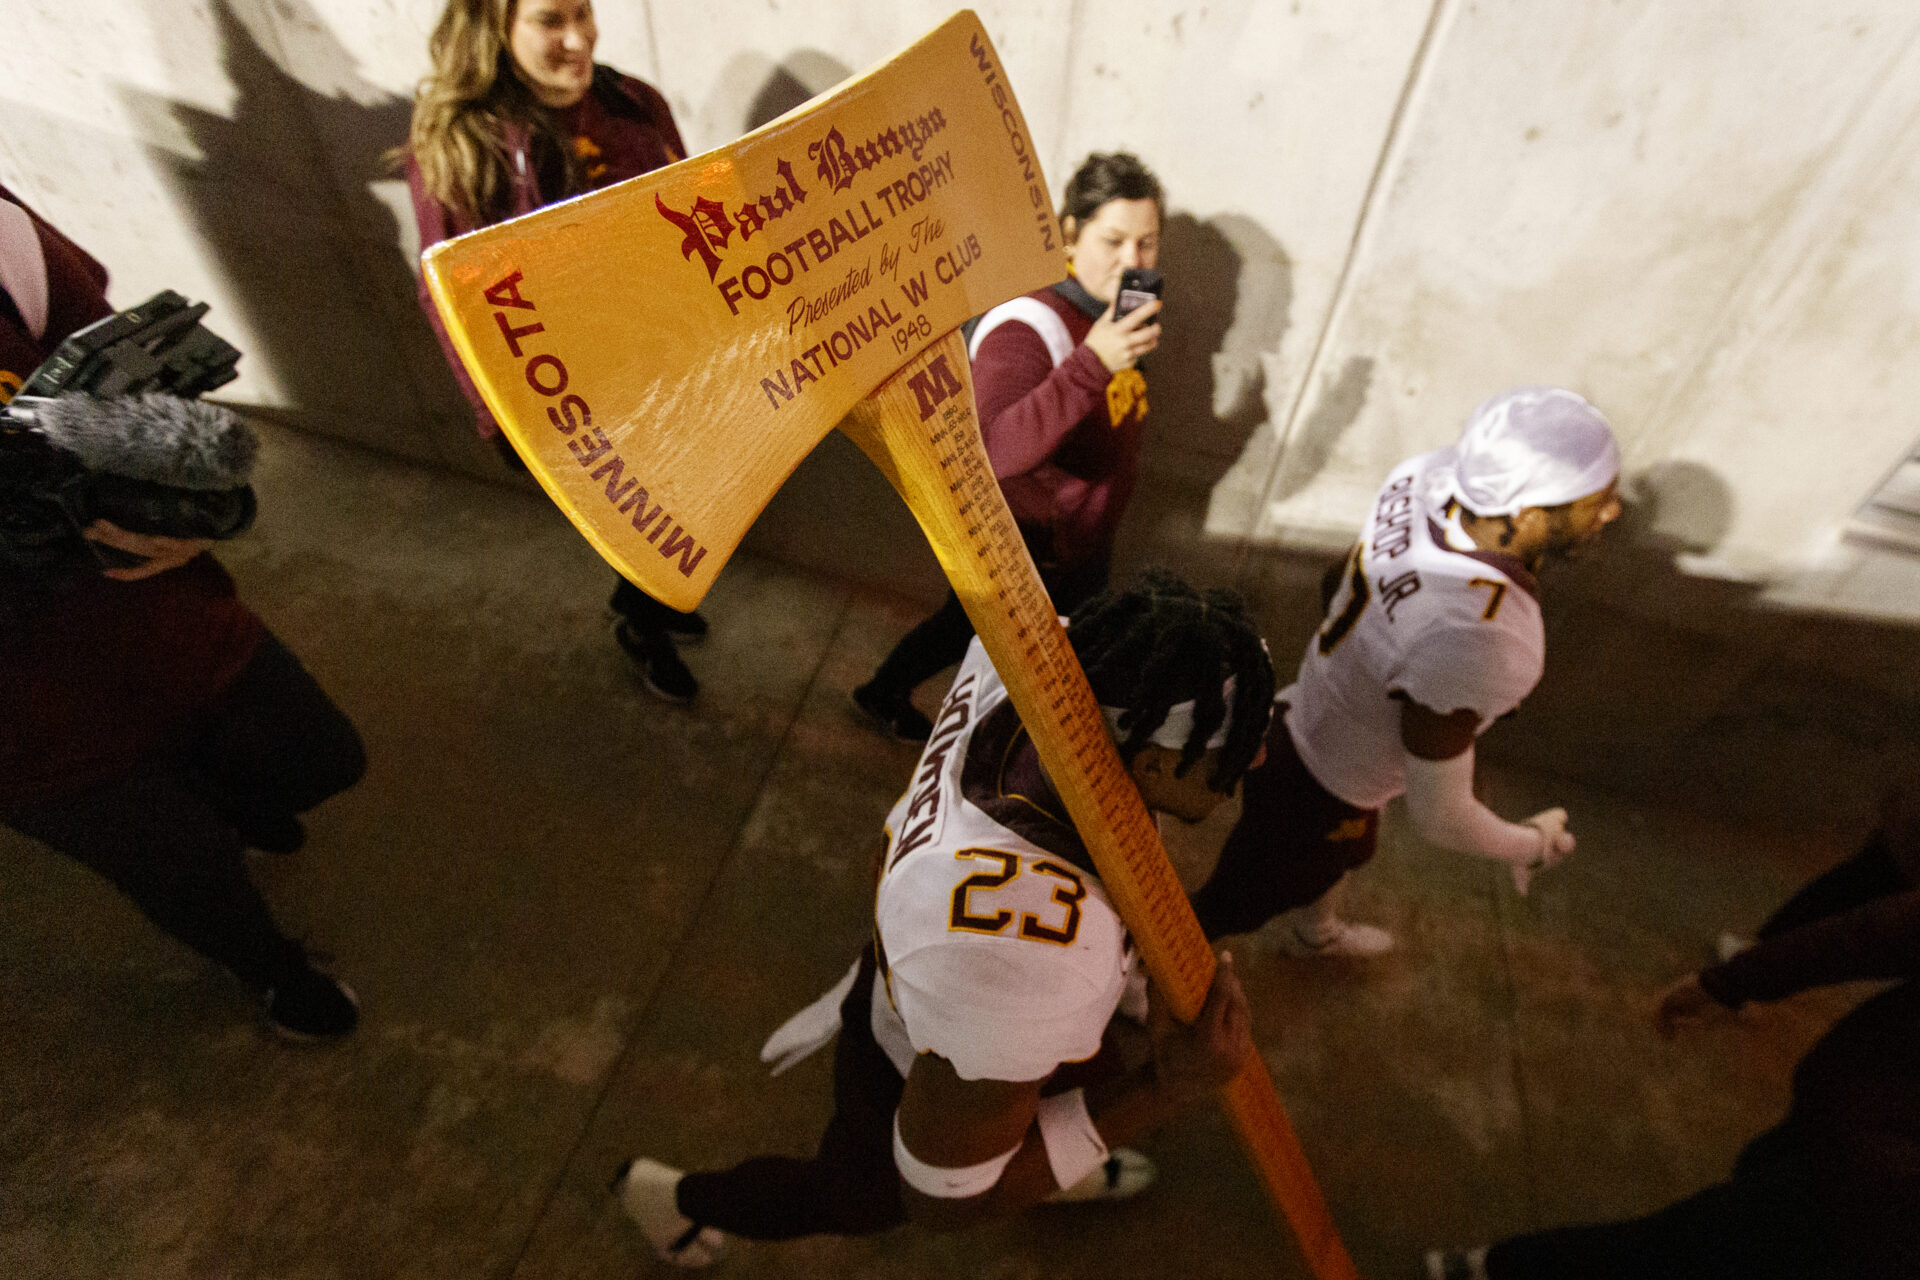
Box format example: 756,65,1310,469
403,0,707,702
852,151,1166,741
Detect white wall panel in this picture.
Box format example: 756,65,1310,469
6,0,1920,626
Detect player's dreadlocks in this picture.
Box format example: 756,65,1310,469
1067,568,1276,792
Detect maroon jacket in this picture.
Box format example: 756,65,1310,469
975,277,1149,571
406,68,684,437
0,188,112,395
0,185,263,808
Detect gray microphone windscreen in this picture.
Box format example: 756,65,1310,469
33,393,258,490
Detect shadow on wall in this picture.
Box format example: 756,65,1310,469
116,0,472,470
727,51,954,604
1261,354,1375,508
685,48,852,147
1115,210,1295,588
1486,460,1920,826
1154,213,1288,466
1539,457,1754,639
743,52,849,129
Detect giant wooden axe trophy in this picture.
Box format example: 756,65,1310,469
424,13,1357,1278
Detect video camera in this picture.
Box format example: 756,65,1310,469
0,292,257,578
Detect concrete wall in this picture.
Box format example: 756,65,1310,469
1253,2,1920,623
9,0,1920,807
2,1,490,470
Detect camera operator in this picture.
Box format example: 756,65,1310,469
0,184,365,1040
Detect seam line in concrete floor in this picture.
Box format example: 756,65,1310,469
502,586,859,1279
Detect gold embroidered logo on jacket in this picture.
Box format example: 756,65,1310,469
573,135,608,183
1327,817,1371,843
1106,368,1146,427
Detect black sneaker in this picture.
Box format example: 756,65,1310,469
615,621,698,703
851,681,932,742
265,966,360,1040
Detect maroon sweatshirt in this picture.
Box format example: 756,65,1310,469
0,185,263,809
406,68,685,437
974,278,1149,571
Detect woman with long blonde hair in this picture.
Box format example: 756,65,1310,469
404,0,706,701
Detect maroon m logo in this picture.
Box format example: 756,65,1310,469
908,355,964,420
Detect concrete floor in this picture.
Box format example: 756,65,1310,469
0,424,1882,1279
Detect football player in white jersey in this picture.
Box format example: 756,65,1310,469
612,572,1276,1265
1191,387,1622,956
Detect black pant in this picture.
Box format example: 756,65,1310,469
865,550,1110,699
1484,1124,1845,1279
1757,834,1909,940
3,632,365,991
675,947,908,1239
610,577,696,634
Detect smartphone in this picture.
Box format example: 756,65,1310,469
1113,268,1163,320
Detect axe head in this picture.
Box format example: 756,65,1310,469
422,11,1064,610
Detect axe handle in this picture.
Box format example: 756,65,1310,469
838,329,1360,1280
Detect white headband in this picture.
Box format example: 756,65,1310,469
1432,386,1619,518
1102,676,1237,752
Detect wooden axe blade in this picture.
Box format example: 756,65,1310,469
422,10,1062,611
